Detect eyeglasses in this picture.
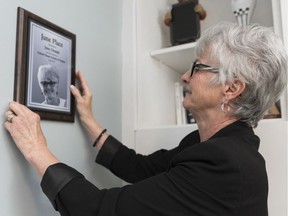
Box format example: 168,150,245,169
41,81,57,87
190,61,219,77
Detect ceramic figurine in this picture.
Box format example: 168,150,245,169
231,0,257,25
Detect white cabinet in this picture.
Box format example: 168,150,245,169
122,0,287,215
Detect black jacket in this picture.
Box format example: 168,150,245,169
41,121,268,216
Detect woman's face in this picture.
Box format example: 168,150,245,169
39,73,59,100
181,57,224,118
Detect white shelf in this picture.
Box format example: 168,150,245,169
150,42,196,74
137,122,198,131
135,123,198,154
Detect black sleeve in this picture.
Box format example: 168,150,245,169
96,134,198,183
41,163,120,216
40,163,84,210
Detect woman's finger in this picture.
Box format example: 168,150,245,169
70,84,81,100
9,101,30,116
77,71,92,96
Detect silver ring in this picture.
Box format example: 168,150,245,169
7,114,16,123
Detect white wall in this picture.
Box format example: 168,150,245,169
0,1,123,215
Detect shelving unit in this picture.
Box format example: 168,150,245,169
150,42,196,73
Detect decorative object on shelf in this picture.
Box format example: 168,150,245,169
231,0,257,25
164,0,206,46
174,82,196,125
263,101,281,119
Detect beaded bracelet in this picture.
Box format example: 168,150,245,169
93,129,107,147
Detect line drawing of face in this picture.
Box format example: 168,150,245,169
37,64,60,105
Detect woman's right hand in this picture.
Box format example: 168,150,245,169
4,102,59,176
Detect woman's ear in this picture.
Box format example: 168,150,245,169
224,79,246,100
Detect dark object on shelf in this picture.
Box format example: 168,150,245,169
263,100,281,119
170,0,200,45
186,110,196,124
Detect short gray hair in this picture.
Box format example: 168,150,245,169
38,64,60,83
195,22,287,127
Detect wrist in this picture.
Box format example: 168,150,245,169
78,115,108,150
79,111,94,125
93,129,107,147
26,146,59,176
81,118,101,140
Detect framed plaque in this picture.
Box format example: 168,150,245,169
14,7,76,122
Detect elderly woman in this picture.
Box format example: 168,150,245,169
38,64,66,107
4,22,287,216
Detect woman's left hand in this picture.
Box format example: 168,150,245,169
70,71,95,125
70,71,108,149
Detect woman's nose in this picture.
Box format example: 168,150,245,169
181,71,190,83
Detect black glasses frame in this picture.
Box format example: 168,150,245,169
40,81,58,87
190,61,219,77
